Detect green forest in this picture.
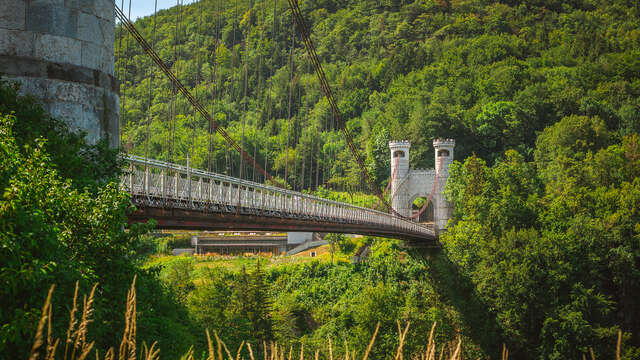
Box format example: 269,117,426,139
2,0,640,359
117,0,640,191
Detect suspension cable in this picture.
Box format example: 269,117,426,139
285,11,295,188
114,2,282,185
286,0,395,213
144,0,158,162
192,0,203,162
208,0,221,172
239,4,250,182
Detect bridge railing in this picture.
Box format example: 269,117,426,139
121,155,433,237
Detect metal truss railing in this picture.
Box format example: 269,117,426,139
121,154,434,238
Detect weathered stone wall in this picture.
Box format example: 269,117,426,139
0,0,119,147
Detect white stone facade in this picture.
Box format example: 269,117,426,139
389,139,455,233
0,0,119,147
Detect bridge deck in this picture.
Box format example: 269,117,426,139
123,155,438,244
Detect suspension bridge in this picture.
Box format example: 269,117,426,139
0,0,452,245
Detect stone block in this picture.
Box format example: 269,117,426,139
80,104,102,143
27,3,78,38
81,40,102,70
47,101,84,128
65,0,96,15
0,0,26,30
99,18,114,50
0,28,35,57
34,33,82,66
95,0,114,22
11,76,49,100
47,78,92,105
0,55,46,78
101,44,114,75
77,11,101,44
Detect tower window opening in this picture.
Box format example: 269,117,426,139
393,150,405,158
437,149,450,157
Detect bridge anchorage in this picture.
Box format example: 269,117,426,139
389,139,455,237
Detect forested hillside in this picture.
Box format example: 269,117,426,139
114,0,640,358
118,0,640,190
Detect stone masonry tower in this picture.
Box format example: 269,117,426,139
433,139,455,231
389,139,455,234
389,140,412,218
0,0,119,147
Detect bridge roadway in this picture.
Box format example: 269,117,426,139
122,155,437,244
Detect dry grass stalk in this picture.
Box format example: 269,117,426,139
65,282,80,360
299,343,304,360
119,276,138,360
47,302,61,360
247,342,255,360
206,330,215,360
72,283,98,360
141,341,159,360
501,344,509,360
616,330,622,360
589,347,596,360
361,322,379,360
30,284,56,360
104,347,115,360
395,321,411,360
214,330,233,360
314,350,319,360
425,321,437,360
344,341,349,360
236,341,245,360
448,337,461,360
288,345,293,360
328,338,333,360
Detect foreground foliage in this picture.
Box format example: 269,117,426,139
442,116,640,359
0,81,198,359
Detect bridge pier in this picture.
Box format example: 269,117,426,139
0,0,119,147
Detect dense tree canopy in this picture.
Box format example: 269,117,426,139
442,118,640,359
118,0,640,190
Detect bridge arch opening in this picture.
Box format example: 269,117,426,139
411,196,435,223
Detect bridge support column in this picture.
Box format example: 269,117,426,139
0,0,119,147
389,141,412,217
433,139,455,232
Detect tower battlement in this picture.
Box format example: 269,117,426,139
433,139,456,147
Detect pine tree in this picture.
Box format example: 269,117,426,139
248,259,273,341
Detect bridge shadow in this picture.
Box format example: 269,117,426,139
408,247,505,359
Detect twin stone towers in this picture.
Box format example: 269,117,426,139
389,139,455,233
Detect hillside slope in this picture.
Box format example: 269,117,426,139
118,0,640,189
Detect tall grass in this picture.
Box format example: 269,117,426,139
27,280,626,360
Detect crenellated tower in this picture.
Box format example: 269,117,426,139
433,139,455,232
389,140,412,218
389,139,455,234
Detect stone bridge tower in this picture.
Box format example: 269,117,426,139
1,0,119,147
389,139,455,233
